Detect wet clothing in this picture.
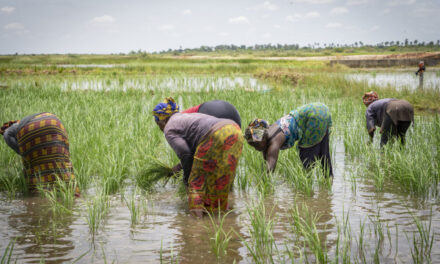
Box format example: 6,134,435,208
164,113,236,184
380,100,414,146
187,124,243,211
299,130,332,176
181,100,241,128
3,113,75,190
276,103,332,149
365,98,394,132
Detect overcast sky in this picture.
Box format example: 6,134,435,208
0,0,438,54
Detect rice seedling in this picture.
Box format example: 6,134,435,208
235,197,278,264
407,209,435,263
1,239,15,264
290,203,328,263
205,210,234,258
136,155,174,192
85,191,110,237
38,176,77,217
124,187,149,226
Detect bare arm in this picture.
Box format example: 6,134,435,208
263,132,285,173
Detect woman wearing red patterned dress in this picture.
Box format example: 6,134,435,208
153,98,243,217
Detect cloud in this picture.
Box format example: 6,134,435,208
273,24,281,29
228,16,250,24
286,11,320,21
330,7,349,14
290,0,333,4
1,6,15,14
4,23,24,30
218,32,229,37
91,15,115,24
386,0,416,6
370,25,380,31
262,1,278,11
381,8,391,14
262,33,272,38
305,11,320,17
182,9,192,15
159,24,175,31
3,22,28,35
346,0,369,5
325,22,342,28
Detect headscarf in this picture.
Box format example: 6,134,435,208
244,119,269,143
152,97,180,122
362,91,379,106
0,120,19,135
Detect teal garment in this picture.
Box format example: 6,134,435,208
276,103,332,149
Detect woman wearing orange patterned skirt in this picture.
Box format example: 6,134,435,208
1,112,78,194
153,98,243,217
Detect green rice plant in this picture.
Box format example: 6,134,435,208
136,155,173,192
1,239,15,264
407,209,434,264
333,210,352,264
38,176,77,217
85,191,110,237
290,203,328,263
235,197,277,264
205,210,234,258
124,187,149,226
160,240,179,264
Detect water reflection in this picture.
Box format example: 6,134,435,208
6,197,75,263
345,72,440,91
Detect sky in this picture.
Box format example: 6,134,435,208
0,0,439,54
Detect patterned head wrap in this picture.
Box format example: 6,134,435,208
244,119,269,143
0,120,19,135
152,97,180,122
362,91,379,106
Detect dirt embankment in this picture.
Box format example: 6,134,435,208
172,52,440,68
329,52,440,68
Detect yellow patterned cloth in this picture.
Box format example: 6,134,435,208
16,113,76,191
188,124,243,211
152,97,180,121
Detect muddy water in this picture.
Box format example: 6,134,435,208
1,140,439,263
345,71,440,91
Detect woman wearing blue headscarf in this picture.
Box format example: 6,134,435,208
153,97,243,217
245,103,333,177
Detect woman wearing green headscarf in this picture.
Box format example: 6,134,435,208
245,102,333,177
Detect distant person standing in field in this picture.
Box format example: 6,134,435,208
362,91,414,147
415,61,425,88
181,100,241,128
0,112,79,195
153,97,243,217
244,103,333,177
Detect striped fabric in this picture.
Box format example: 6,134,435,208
16,112,75,189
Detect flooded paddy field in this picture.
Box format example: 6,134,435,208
345,70,440,91
0,70,439,263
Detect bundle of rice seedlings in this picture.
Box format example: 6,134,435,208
136,155,174,191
